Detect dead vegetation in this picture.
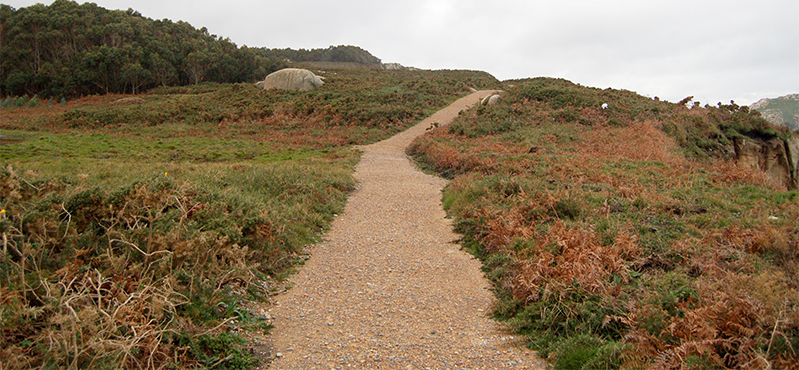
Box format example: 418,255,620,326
0,165,330,369
409,77,798,369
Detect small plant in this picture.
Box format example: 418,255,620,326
14,95,29,107
27,95,40,108
554,198,583,219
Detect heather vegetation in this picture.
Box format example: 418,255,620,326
409,77,798,369
0,67,499,369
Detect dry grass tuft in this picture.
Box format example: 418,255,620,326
580,120,681,164
511,222,639,302
709,160,787,191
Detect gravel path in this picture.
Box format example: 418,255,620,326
266,91,546,369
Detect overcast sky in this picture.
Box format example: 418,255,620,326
5,0,798,105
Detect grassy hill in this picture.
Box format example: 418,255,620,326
751,94,799,132
2,69,798,370
409,78,798,369
2,4,797,366
0,68,498,369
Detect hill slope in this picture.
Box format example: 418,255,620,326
0,0,287,97
409,77,799,369
0,68,499,369
751,93,799,132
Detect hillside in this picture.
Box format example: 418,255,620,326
409,77,799,369
2,69,797,370
0,68,499,369
0,0,286,97
0,1,386,99
751,94,799,132
2,2,798,369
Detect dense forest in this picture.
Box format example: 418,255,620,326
0,0,381,98
258,45,381,66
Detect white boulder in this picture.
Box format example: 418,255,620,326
481,93,501,106
259,68,325,91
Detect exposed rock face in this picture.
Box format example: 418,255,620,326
788,136,799,188
381,62,421,71
382,63,404,70
734,136,799,190
259,68,325,91
734,137,761,169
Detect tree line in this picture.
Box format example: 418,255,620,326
258,45,382,65
0,0,382,99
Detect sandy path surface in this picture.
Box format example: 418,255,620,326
266,91,545,369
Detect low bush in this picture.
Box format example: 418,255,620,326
0,161,354,369
410,77,799,368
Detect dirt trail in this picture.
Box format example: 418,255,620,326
267,91,545,369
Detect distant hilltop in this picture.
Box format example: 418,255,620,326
750,94,799,132
258,45,382,66
0,1,417,98
240,46,420,71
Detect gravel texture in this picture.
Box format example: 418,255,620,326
266,91,546,369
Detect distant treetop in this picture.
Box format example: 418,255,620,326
257,45,382,65
0,1,286,98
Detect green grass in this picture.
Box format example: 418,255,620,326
0,68,498,369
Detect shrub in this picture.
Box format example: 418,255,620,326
409,77,799,368
553,334,604,370
27,95,40,108
554,198,583,220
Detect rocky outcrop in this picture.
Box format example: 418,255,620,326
258,68,325,91
381,62,421,71
481,93,501,106
788,136,799,188
734,135,799,190
382,63,404,70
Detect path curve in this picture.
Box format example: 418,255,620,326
267,91,545,369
